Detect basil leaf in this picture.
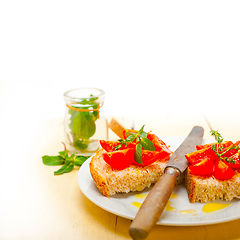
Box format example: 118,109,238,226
137,125,147,138
126,134,137,142
140,137,155,151
65,153,77,165
42,155,65,166
66,153,76,161
73,139,89,150
137,125,145,134
125,132,135,136
139,132,147,139
67,95,99,151
72,112,96,140
74,156,89,166
135,143,143,164
54,163,74,175
68,109,79,132
59,150,69,159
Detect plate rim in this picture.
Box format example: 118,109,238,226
78,136,240,226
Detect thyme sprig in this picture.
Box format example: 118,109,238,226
210,130,240,164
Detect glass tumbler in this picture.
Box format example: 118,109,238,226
64,88,107,156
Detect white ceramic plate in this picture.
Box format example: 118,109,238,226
78,136,240,226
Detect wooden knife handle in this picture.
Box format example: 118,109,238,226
129,168,179,240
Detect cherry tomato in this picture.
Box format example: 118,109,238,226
132,150,161,166
223,153,240,169
221,141,240,158
100,140,136,152
213,159,235,180
100,140,121,152
188,156,214,175
102,148,134,170
196,141,233,150
185,147,215,165
147,133,171,158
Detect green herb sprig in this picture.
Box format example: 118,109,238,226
68,95,99,151
42,143,89,175
114,139,127,150
210,130,240,164
114,125,155,164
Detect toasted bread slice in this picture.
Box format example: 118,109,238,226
89,149,185,197
185,168,240,203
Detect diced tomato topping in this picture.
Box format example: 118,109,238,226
100,140,121,152
221,141,240,158
196,143,212,150
185,147,215,165
213,159,235,180
100,140,136,152
223,153,240,169
196,141,233,150
187,140,240,180
125,142,137,149
102,148,134,170
100,132,171,169
219,141,234,150
189,156,214,176
132,150,161,166
147,133,171,158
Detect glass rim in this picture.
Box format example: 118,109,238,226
64,88,105,101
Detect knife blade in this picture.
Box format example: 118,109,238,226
165,125,204,174
129,126,204,240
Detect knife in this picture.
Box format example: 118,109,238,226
129,126,204,240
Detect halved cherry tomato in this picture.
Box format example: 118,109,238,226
100,140,136,152
196,141,233,150
132,150,161,166
223,153,240,169
100,140,120,152
188,156,214,175
122,129,138,140
196,143,212,150
124,142,137,149
147,133,171,158
185,147,215,165
221,141,240,158
213,159,235,180
102,148,134,170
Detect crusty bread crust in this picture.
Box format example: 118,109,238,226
185,168,240,203
90,149,184,197
90,149,240,202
